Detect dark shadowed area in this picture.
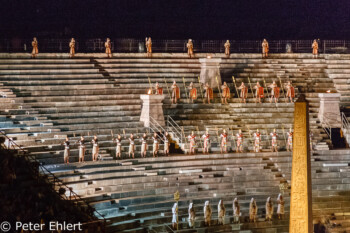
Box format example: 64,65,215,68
1,0,350,39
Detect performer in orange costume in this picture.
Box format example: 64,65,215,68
171,81,180,104
69,38,76,58
312,39,318,58
268,81,280,103
238,82,248,103
284,81,295,103
31,37,38,58
224,40,230,57
262,39,269,58
187,39,194,58
154,82,163,95
204,83,214,104
105,38,112,58
145,37,152,57
253,81,264,103
188,82,197,103
221,82,230,104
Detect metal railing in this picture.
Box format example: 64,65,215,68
1,38,350,53
166,115,184,144
322,118,332,140
149,116,166,143
0,130,106,232
341,112,350,131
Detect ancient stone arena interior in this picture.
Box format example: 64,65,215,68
2,49,350,233
2,1,350,233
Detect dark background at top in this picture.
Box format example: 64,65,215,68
1,0,350,39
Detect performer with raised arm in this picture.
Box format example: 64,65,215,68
171,81,180,104
31,37,39,58
114,133,123,159
287,128,293,152
188,82,197,103
262,39,269,58
187,131,196,155
270,129,278,152
152,132,159,157
145,37,152,57
233,198,241,224
77,136,86,163
254,81,264,103
128,133,136,158
187,39,194,58
218,200,226,225
284,81,295,103
238,82,248,103
204,201,212,226
253,129,261,153
202,129,210,154
62,137,70,164
164,131,170,156
154,82,163,95
105,38,112,58
224,40,231,57
204,82,214,104
69,38,76,58
141,133,148,158
268,81,280,103
265,197,274,221
236,129,244,153
220,129,228,154
221,81,230,104
277,194,285,219
312,39,319,58
91,135,99,161
249,198,258,223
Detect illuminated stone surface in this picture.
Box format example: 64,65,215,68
289,95,312,233
199,58,222,89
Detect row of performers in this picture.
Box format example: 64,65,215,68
30,37,320,59
151,80,295,104
60,129,296,164
172,194,285,229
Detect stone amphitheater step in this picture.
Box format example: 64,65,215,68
1,52,347,232
43,151,349,231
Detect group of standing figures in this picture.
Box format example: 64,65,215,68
29,37,320,59
61,132,169,164
171,194,285,229
151,78,295,105
60,127,300,164
185,128,293,155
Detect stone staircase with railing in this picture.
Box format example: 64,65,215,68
0,53,336,161
0,52,348,233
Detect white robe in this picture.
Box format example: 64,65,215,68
172,204,178,223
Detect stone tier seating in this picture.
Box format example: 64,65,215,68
0,53,337,165
43,149,350,233
0,53,348,232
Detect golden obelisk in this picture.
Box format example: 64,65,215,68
289,95,313,233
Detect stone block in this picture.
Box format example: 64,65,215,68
199,58,222,88
140,94,165,127
318,93,341,128
179,169,203,174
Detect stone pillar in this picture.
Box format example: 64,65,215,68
199,58,222,89
318,93,341,128
289,95,313,233
140,94,165,127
